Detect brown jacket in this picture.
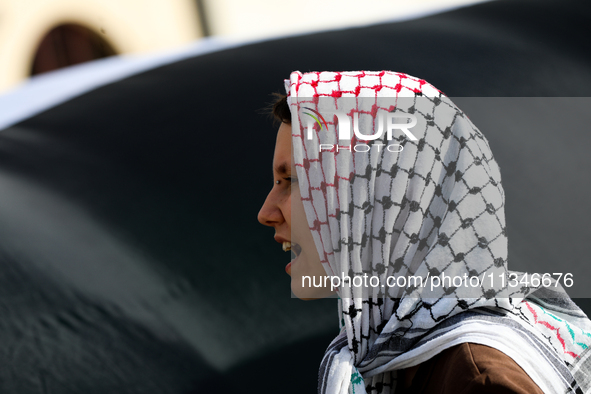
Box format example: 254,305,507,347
397,343,544,394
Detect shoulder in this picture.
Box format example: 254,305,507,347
407,343,544,394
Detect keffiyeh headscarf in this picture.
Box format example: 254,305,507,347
285,71,591,394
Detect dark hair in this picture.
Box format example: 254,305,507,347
270,93,291,124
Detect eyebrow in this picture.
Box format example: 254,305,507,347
274,162,290,176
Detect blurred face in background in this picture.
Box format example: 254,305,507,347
258,122,334,299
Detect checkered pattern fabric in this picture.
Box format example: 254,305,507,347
285,71,591,394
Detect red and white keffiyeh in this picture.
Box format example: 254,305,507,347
285,71,591,394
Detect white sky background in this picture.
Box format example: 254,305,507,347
203,0,490,39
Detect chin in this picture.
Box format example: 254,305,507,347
291,278,335,300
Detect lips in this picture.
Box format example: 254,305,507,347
282,241,302,260
275,238,301,276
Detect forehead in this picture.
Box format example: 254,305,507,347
273,122,292,173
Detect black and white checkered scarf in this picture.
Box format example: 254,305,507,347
285,71,591,394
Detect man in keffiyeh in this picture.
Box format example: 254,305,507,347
259,71,591,394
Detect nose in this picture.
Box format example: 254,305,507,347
258,187,282,227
